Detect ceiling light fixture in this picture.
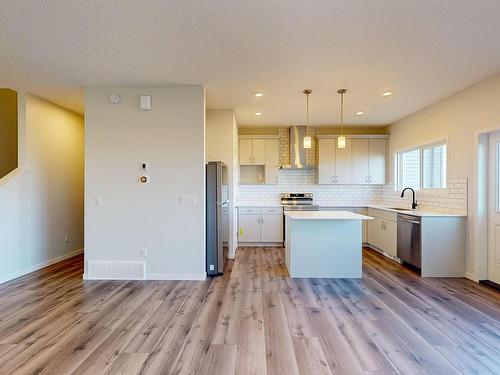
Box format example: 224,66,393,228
337,89,347,149
356,111,364,116
254,92,264,97
382,91,393,97
255,112,262,116
303,89,312,149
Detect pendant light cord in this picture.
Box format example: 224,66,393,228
338,88,347,136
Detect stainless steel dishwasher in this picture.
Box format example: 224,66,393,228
397,213,422,269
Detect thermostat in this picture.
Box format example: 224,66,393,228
139,175,150,184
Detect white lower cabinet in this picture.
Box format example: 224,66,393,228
238,214,261,242
238,207,283,244
260,214,283,242
367,208,397,257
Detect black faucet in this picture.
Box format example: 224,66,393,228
401,187,418,209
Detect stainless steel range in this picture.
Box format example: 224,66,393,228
281,193,319,211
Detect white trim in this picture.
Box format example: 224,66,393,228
238,242,283,247
0,168,29,191
83,272,207,281
395,138,448,191
465,272,479,282
0,248,83,285
316,134,389,139
145,273,207,281
238,135,280,140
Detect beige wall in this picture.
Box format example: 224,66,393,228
388,72,500,280
0,89,18,178
85,86,206,279
206,109,239,257
0,93,84,283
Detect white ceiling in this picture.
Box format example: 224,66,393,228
1,1,500,126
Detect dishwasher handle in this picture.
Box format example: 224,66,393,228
397,214,421,224
398,218,420,224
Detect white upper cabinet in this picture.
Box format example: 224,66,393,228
317,138,336,184
239,136,280,185
265,139,279,184
335,138,352,184
352,139,370,184
252,139,266,165
318,136,386,185
239,138,266,165
368,138,386,184
239,139,254,165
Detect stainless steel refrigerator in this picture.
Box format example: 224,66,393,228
206,161,229,276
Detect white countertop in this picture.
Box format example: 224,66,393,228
237,203,466,217
320,204,466,217
285,211,373,220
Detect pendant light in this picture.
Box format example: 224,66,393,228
303,89,312,149
337,88,347,149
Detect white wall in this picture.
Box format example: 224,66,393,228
84,86,206,279
387,72,500,280
206,109,239,257
0,93,84,283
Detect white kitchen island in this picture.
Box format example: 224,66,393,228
285,211,373,278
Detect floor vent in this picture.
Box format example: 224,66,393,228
87,261,145,280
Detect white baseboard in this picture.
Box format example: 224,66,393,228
84,272,207,281
465,272,479,282
0,248,83,285
238,242,284,247
145,273,207,281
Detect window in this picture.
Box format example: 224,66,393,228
396,142,446,190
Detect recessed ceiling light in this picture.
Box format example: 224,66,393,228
382,91,393,97
356,111,364,116
254,92,264,97
255,112,262,116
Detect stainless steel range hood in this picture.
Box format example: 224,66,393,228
280,125,314,169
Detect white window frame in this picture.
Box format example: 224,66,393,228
394,139,448,191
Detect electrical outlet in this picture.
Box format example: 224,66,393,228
95,195,103,206
64,234,70,244
140,247,148,258
209,264,215,271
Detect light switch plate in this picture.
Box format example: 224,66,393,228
180,195,197,205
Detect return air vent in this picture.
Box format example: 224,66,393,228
87,261,145,280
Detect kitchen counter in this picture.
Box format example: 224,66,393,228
238,202,466,217
285,211,372,220
318,204,467,217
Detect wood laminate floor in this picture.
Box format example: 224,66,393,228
0,247,499,374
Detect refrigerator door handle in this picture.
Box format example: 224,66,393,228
217,200,229,207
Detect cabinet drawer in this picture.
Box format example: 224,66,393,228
260,207,282,215
239,207,261,215
368,208,397,222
